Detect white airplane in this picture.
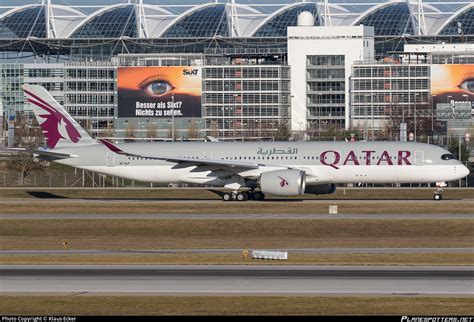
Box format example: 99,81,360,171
20,85,469,201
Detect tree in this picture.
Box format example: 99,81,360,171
209,121,219,138
274,122,291,141
167,125,178,141
187,120,199,139
342,128,362,141
146,122,157,139
9,113,47,186
447,137,470,163
124,122,137,142
100,121,114,138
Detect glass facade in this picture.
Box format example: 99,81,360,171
203,65,290,140
162,5,229,38
357,3,414,36
71,5,137,38
0,6,46,38
439,7,474,36
254,3,319,37
64,61,116,136
306,55,346,136
351,64,430,139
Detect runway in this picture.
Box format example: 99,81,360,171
1,265,473,296
0,213,472,219
0,198,473,204
1,247,473,255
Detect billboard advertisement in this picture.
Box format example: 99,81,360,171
117,66,202,118
431,64,474,105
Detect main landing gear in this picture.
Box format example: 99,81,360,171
222,190,265,201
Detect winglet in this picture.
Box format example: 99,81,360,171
98,139,126,154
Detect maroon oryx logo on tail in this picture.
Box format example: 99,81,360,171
23,88,81,149
278,176,289,188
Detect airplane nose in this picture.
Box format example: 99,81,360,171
460,164,470,178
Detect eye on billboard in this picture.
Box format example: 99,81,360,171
117,66,202,118
431,64,474,104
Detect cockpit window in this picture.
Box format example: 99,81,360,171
441,154,454,160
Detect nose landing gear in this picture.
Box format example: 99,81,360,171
433,182,447,201
433,189,443,200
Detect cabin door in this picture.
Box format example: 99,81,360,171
415,150,424,166
106,152,115,167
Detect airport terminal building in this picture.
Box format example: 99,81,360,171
0,0,472,144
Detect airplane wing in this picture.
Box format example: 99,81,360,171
98,139,262,171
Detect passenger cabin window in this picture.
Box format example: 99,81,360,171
441,154,454,160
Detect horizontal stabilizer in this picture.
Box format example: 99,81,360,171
31,149,77,160
4,147,76,160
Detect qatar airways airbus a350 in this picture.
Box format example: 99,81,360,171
20,85,469,201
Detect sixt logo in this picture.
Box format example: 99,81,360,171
278,176,289,188
183,69,198,76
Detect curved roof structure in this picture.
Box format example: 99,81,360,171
0,0,473,39
0,5,46,38
438,4,474,35
253,2,320,37
70,4,137,38
355,2,413,36
161,3,229,38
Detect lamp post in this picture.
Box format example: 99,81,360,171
431,94,436,139
171,93,175,142
297,121,303,140
233,94,238,140
221,106,224,140
371,98,374,141
414,92,419,141
255,119,260,140
459,135,463,187
270,121,275,141
364,93,370,141
316,94,322,140
447,94,453,116
462,94,468,103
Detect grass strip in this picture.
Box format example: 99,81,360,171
0,201,473,214
1,252,473,266
1,219,472,250
0,296,472,315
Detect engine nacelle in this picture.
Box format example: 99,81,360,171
305,184,336,195
260,169,306,196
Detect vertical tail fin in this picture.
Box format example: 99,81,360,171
22,84,95,149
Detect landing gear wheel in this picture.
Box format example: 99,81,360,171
433,193,443,201
236,192,248,201
223,193,232,201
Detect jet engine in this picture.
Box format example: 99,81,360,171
259,169,306,196
305,183,336,195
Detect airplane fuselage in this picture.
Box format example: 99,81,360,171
54,141,468,187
